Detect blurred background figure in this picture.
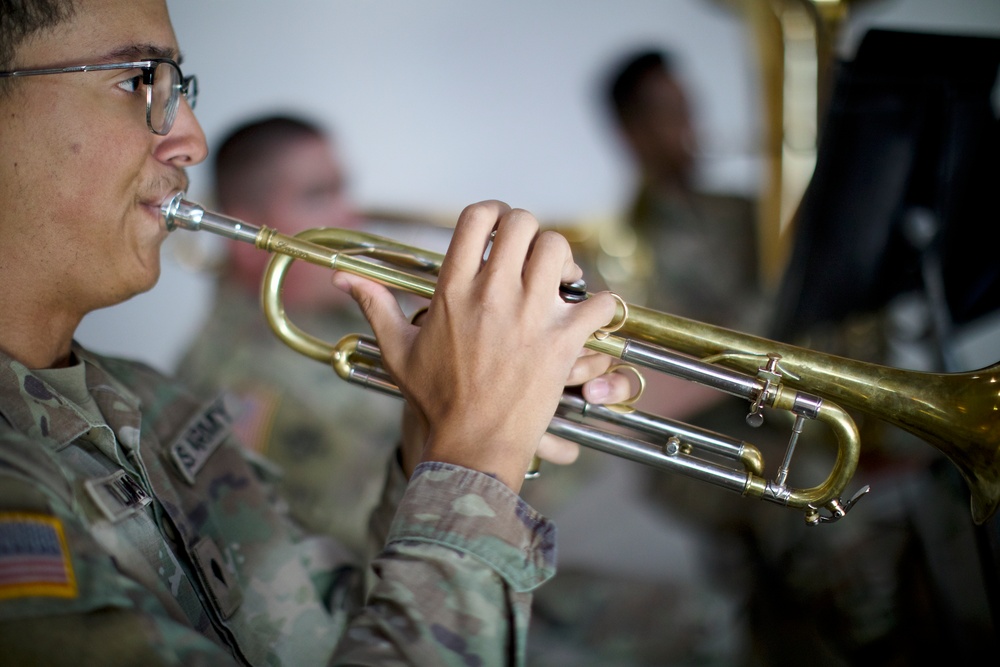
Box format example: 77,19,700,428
175,115,400,557
547,45,782,665
519,46,773,666
588,47,768,335
586,43,785,534
578,45,779,443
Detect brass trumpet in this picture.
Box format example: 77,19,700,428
162,193,1000,526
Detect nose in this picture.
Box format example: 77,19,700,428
155,99,208,167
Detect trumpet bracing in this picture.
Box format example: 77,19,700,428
162,193,1000,526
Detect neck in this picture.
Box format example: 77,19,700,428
0,332,77,370
0,287,80,370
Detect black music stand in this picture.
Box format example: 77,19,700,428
772,29,1000,361
770,28,1000,644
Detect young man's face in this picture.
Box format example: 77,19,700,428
0,0,207,316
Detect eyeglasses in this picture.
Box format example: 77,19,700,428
0,58,197,136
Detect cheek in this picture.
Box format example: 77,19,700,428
24,84,147,195
57,133,146,220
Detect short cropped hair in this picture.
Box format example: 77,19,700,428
213,115,328,212
606,48,675,124
0,0,76,74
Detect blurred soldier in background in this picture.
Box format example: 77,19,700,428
590,48,767,334
520,48,771,665
175,115,400,557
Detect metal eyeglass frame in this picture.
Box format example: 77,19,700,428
0,58,197,135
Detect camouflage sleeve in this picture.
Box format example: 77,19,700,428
333,461,557,666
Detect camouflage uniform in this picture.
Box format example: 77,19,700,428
0,344,556,665
175,280,400,557
582,184,767,335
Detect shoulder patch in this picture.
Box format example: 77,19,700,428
0,512,77,600
170,397,233,484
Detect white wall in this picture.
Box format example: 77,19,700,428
76,0,1000,373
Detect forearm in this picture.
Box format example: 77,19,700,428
341,462,556,666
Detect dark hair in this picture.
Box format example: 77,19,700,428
213,114,328,211
0,0,76,71
606,48,674,122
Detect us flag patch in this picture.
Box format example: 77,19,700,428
229,387,280,455
0,512,77,599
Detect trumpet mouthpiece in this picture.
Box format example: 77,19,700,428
160,193,262,244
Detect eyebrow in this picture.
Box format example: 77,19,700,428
103,44,184,65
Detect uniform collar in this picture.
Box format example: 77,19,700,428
0,343,142,448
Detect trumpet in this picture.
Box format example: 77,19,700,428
162,193,1000,526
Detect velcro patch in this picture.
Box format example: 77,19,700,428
170,397,233,484
84,470,152,523
0,512,77,600
192,536,242,619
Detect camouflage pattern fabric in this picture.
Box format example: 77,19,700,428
175,281,400,557
0,344,555,665
574,184,767,334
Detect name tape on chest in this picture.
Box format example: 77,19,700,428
170,397,233,484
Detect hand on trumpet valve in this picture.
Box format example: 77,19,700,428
536,350,641,465
333,200,622,492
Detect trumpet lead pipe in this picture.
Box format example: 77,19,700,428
162,193,261,244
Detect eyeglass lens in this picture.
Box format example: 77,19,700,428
148,61,196,135
149,61,180,134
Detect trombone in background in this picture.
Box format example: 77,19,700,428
162,193,1000,527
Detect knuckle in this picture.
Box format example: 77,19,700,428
536,229,569,253
502,208,540,233
459,200,508,224
459,201,488,219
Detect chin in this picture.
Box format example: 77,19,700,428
103,271,160,309
139,260,163,294
120,256,163,303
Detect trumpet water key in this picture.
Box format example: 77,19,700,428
162,193,1000,527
